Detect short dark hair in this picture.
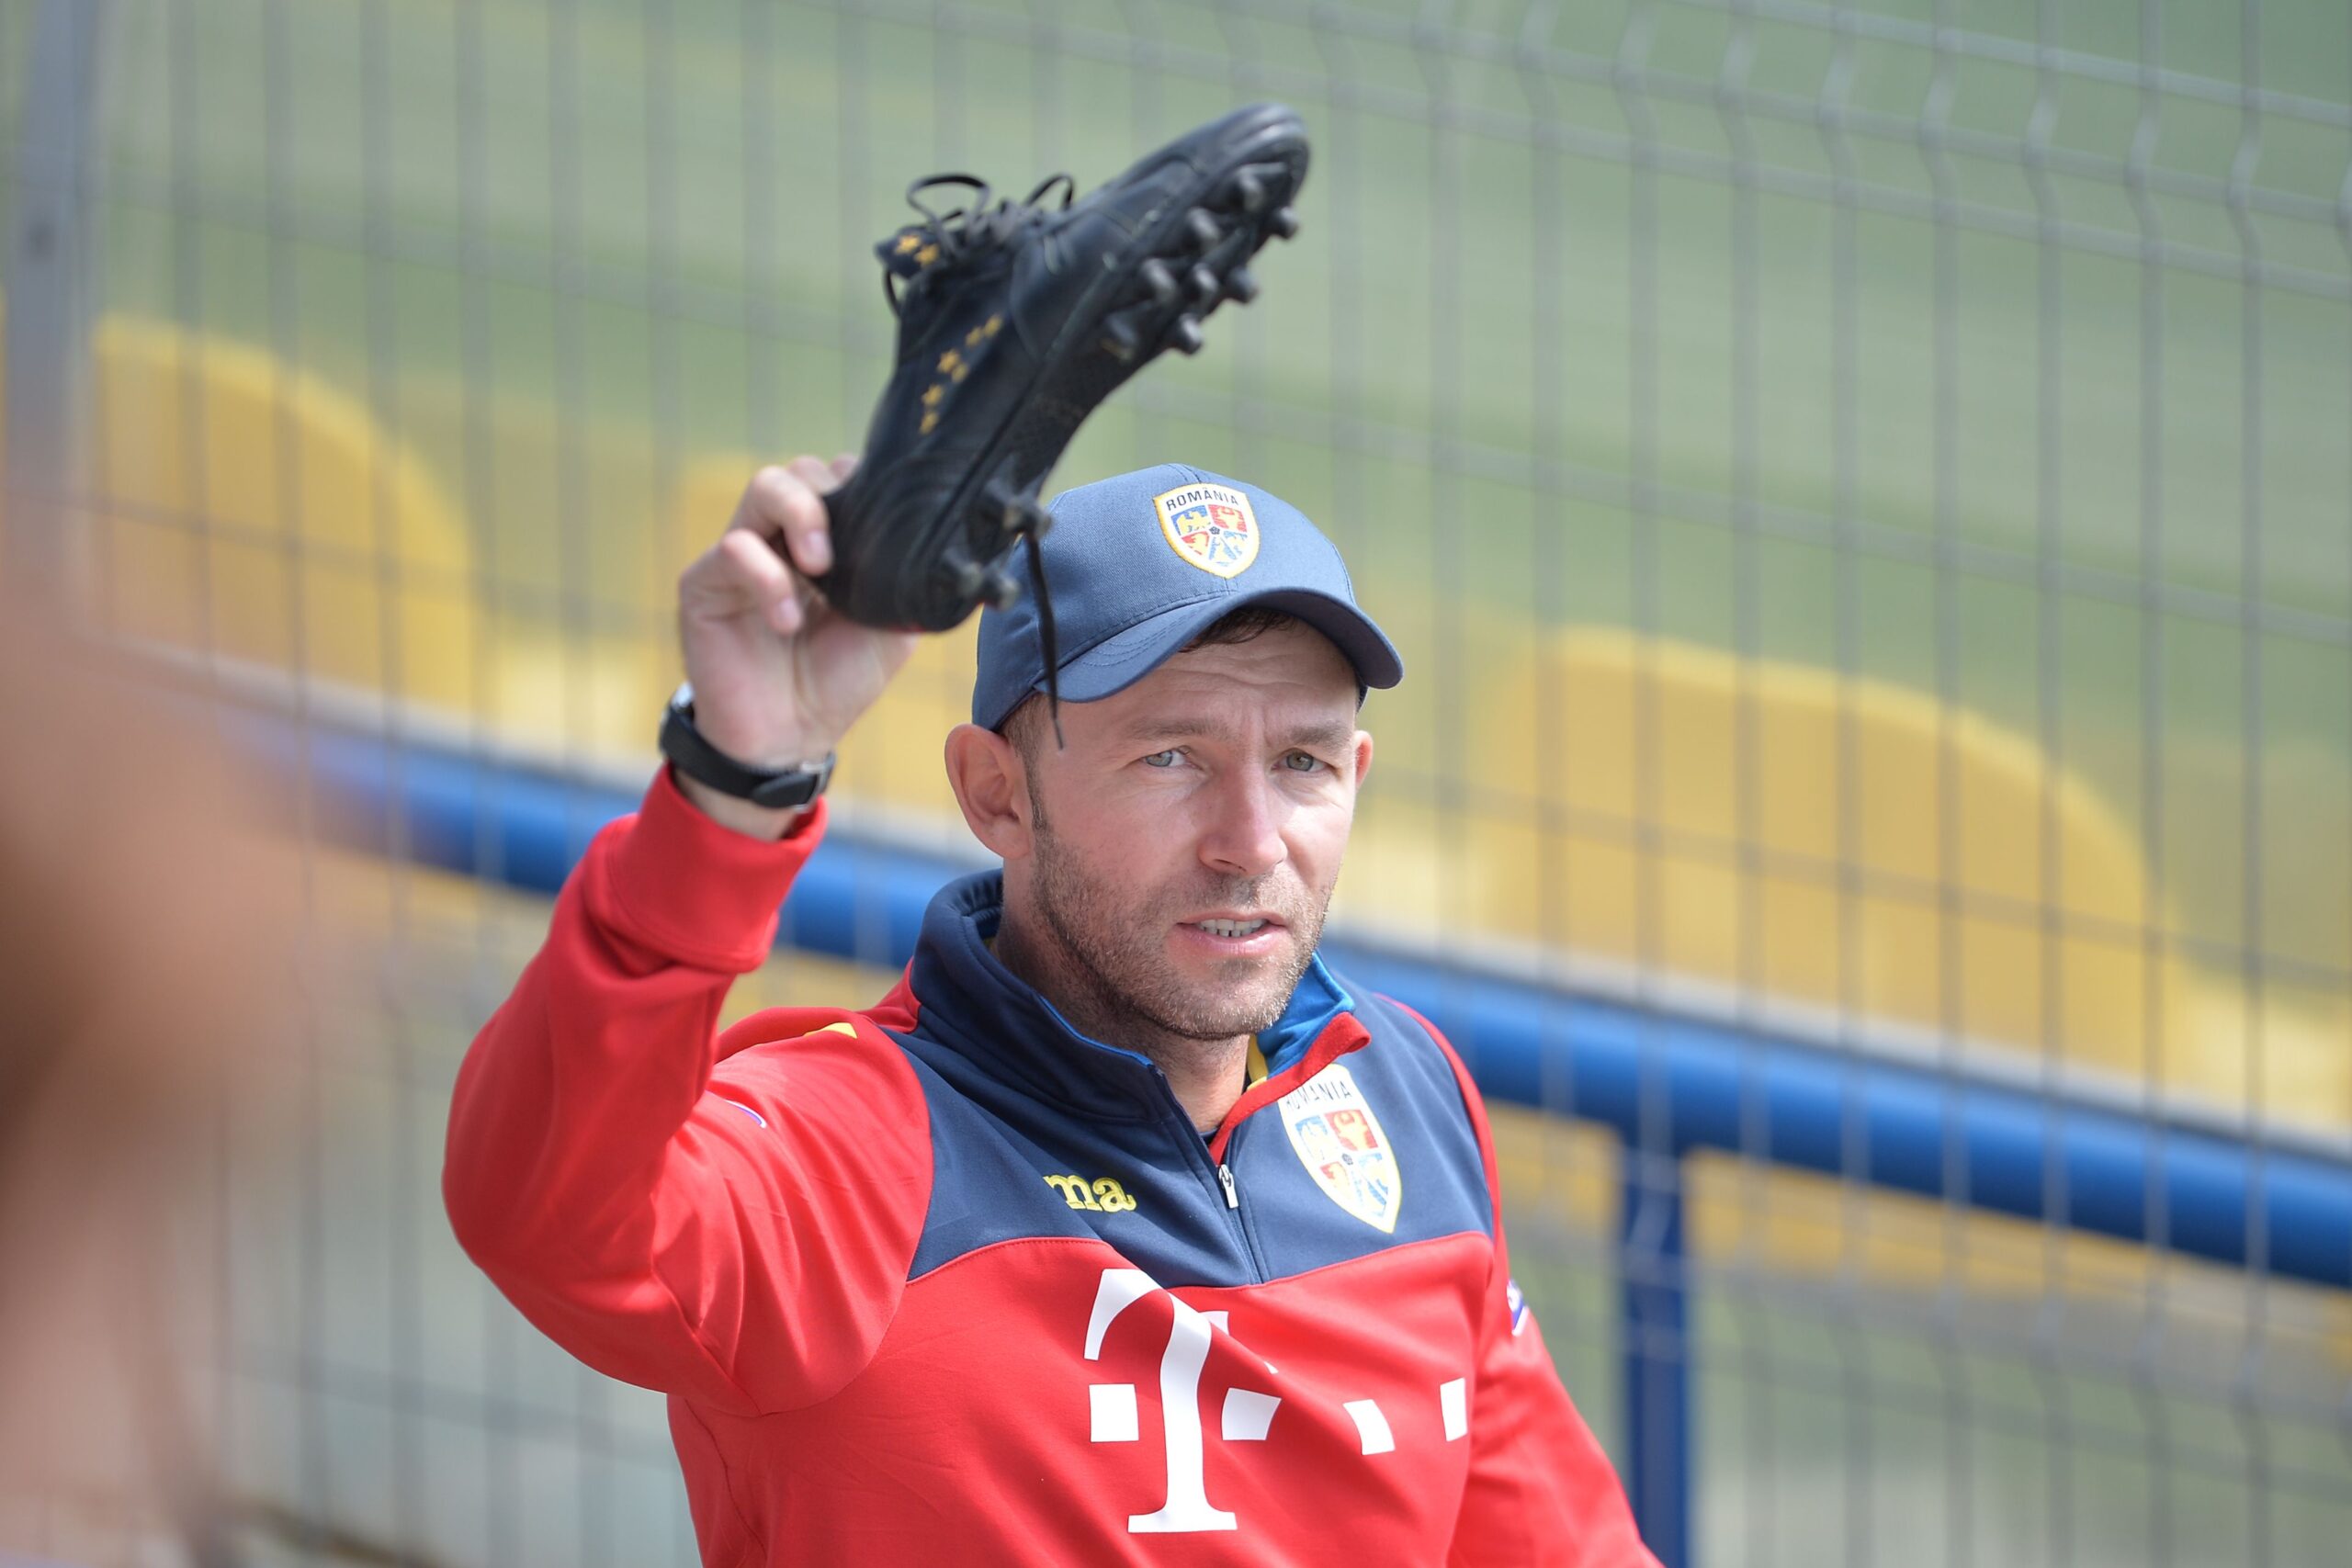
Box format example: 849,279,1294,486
999,605,1306,765
1180,603,1302,651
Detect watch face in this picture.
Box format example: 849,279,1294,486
749,776,818,809
748,755,833,808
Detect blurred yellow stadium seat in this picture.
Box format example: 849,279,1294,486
73,314,481,714
1451,626,2347,1134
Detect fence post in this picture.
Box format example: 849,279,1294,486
5,0,107,601
1621,1135,1691,1568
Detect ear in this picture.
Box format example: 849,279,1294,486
1351,728,1374,791
944,723,1035,860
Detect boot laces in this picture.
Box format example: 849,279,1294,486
876,172,1075,317
875,171,1075,746
1021,526,1065,749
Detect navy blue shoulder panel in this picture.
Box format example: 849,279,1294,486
892,983,1496,1289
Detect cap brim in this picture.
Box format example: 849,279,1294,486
988,587,1404,728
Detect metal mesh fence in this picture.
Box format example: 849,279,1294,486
2,0,2348,1563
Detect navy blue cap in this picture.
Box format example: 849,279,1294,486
972,464,1404,731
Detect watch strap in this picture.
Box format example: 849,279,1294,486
660,688,835,810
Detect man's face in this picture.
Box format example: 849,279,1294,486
1011,619,1373,1045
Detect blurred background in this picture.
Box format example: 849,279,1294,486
0,0,2346,1563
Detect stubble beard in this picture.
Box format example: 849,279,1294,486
1023,818,1331,1059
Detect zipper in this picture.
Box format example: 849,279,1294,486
1143,1065,1265,1282
1216,1120,1272,1279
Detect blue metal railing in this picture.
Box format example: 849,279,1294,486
254,707,2352,1568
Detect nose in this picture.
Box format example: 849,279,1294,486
1196,764,1288,880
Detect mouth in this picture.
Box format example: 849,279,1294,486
1193,916,1272,938
1174,913,1289,958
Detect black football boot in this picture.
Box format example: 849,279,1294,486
817,101,1308,640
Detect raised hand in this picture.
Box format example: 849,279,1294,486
673,456,918,835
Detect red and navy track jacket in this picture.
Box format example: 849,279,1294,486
445,769,1658,1566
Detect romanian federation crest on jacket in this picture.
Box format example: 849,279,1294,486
1152,482,1261,578
1277,1061,1399,1233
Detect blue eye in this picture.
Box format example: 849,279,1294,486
1142,750,1182,769
1283,751,1324,773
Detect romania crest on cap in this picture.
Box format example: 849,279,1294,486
1152,482,1261,578
1278,1062,1399,1233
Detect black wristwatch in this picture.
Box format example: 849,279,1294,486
659,683,836,809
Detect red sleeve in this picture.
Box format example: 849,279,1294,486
442,768,933,1416
1398,1005,1659,1568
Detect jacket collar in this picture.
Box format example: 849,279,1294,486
903,870,1357,1120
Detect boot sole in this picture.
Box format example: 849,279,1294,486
831,103,1308,631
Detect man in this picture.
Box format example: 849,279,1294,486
445,456,1657,1565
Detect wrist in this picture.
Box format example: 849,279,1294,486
692,717,844,773
660,683,836,819
672,766,820,841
